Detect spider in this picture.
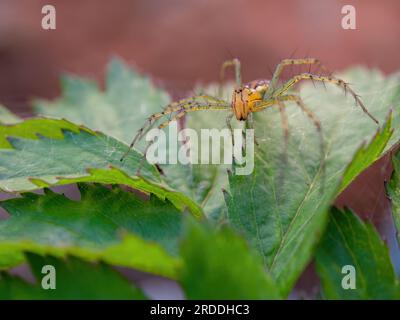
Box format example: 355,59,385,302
120,58,379,165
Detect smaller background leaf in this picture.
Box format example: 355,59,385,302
315,208,400,300
0,253,146,299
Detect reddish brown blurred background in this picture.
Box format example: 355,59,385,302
1,0,399,113
0,0,399,297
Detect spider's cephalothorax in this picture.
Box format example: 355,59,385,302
120,57,379,167
232,80,269,121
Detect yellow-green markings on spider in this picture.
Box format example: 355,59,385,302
120,58,379,163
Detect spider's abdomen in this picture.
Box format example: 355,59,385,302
231,80,268,121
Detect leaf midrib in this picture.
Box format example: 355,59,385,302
268,136,335,272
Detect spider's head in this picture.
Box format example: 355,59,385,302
231,81,268,121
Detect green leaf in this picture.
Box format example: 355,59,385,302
0,117,202,217
224,68,400,296
315,208,400,299
173,110,232,222
33,59,225,218
386,147,400,242
0,184,182,278
34,58,170,146
164,83,239,221
339,111,393,193
0,105,21,124
179,219,281,299
0,253,146,299
16,59,400,297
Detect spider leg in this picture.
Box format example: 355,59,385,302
251,97,291,184
277,99,289,146
277,99,289,174
135,106,232,175
120,97,229,161
219,58,242,97
136,111,187,175
252,96,324,161
245,113,259,146
120,105,184,162
251,95,326,188
252,99,276,112
268,58,329,93
280,94,326,188
279,94,323,150
246,112,254,129
158,111,186,129
226,112,235,147
220,58,242,86
273,73,379,124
